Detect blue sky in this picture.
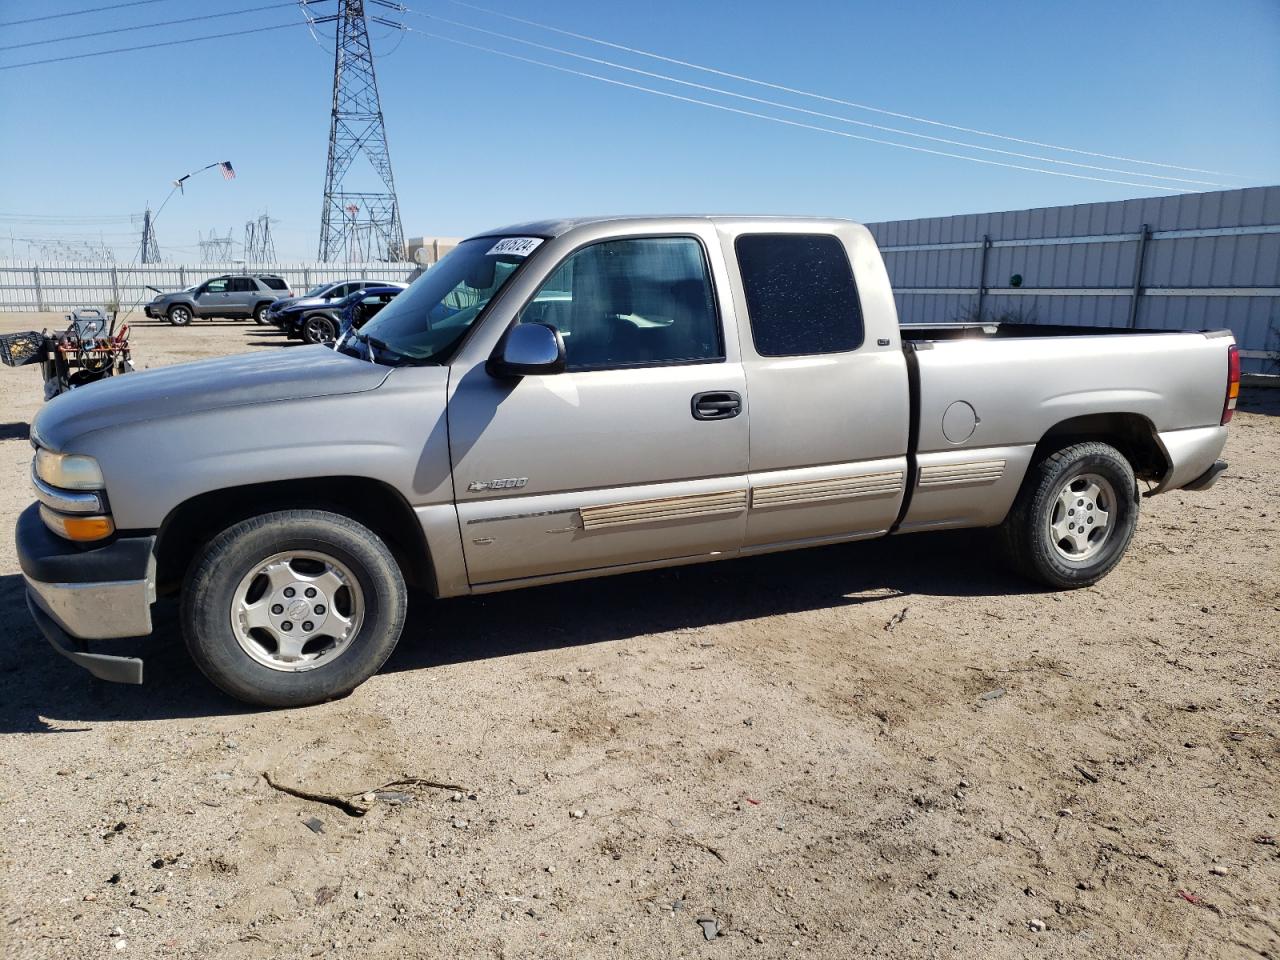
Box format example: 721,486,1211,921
1,0,1277,260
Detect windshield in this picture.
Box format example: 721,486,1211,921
302,284,329,298
344,236,537,363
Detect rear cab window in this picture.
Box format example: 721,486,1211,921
734,233,863,356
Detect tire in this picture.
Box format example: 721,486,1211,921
167,304,193,326
302,314,337,345
999,441,1139,589
181,509,408,707
253,303,271,325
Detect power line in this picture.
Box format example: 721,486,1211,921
441,0,1247,181
401,26,1193,193
0,0,177,28
407,9,1224,189
0,21,308,71
0,2,302,53
0,213,139,224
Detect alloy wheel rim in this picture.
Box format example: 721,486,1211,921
230,550,365,672
1048,472,1116,563
308,318,334,343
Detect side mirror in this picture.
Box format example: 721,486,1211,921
487,322,566,378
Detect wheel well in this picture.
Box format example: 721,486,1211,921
1033,413,1168,483
154,477,435,596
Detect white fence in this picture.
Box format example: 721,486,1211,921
0,261,419,313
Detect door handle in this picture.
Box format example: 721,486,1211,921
691,390,742,421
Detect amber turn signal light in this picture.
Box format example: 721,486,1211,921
38,505,115,542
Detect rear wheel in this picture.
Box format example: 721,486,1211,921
1000,441,1138,589
181,510,407,707
167,305,192,326
253,302,271,325
302,314,337,345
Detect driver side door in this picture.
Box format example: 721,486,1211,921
194,278,229,317
447,229,750,587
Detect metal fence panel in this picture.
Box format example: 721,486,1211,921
0,261,418,314
868,186,1280,374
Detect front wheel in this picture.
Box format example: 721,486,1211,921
999,441,1138,589
302,314,337,345
167,305,193,326
253,303,271,325
181,510,407,707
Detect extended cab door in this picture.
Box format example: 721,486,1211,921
722,223,910,549
447,227,749,587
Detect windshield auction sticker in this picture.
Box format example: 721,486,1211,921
487,237,543,257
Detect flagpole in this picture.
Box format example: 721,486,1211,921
117,160,236,322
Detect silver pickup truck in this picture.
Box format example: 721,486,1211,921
17,216,1238,706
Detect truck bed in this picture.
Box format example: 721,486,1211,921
894,323,1232,534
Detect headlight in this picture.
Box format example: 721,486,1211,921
34,449,104,490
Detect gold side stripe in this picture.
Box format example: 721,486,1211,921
918,459,1006,488
751,470,904,509
580,490,748,530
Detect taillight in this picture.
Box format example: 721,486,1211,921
1222,344,1240,424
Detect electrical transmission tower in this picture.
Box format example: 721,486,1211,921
198,228,234,261
243,214,277,264
314,0,406,263
139,207,161,263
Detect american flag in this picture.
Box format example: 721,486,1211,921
219,161,236,181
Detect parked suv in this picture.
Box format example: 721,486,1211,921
145,274,292,326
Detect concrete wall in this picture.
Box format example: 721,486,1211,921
406,236,462,266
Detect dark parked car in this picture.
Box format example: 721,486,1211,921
279,284,406,345
266,279,404,328
145,275,291,326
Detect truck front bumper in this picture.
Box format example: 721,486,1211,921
15,503,155,684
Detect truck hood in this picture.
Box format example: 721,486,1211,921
33,346,392,450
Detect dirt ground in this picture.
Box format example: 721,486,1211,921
0,310,1276,960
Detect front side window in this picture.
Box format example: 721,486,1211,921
518,237,721,371
735,233,864,357
203,278,228,294
349,236,533,364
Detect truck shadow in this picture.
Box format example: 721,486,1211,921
384,529,1031,676
0,529,1037,731
1237,388,1280,417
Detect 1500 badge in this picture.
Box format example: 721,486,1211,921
467,477,528,492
